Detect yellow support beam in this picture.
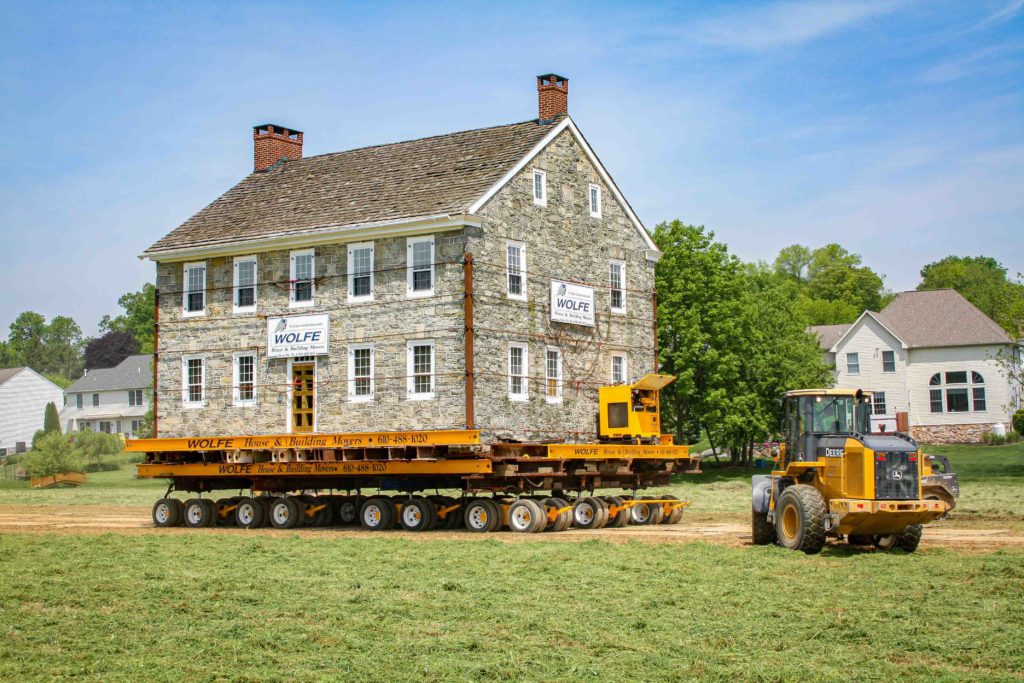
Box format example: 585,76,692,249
136,459,493,479
545,444,690,460
126,429,481,453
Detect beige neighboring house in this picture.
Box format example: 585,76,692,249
809,289,1022,443
60,354,152,438
0,367,65,454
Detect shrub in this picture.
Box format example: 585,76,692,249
43,401,60,434
983,430,1022,446
1014,410,1024,436
73,430,124,469
22,433,85,477
31,429,47,450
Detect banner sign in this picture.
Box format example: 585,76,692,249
550,280,595,327
267,314,330,359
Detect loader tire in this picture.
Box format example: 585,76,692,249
751,508,776,545
774,485,826,554
876,524,923,553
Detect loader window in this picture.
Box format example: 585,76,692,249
608,402,629,429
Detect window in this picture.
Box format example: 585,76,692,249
508,344,529,400
589,184,601,218
92,393,99,407
290,249,315,306
233,353,256,406
882,350,895,373
545,347,562,402
929,373,941,386
407,341,435,399
972,371,984,384
846,353,860,375
945,371,967,385
233,256,257,312
930,369,987,413
506,241,526,300
128,389,143,407
930,389,943,413
99,421,112,434
182,355,205,407
946,388,969,412
611,354,627,385
407,236,435,297
609,261,625,313
973,387,987,411
532,169,547,206
76,394,83,410
130,419,142,434
872,392,887,415
183,262,206,316
348,345,374,401
348,242,374,302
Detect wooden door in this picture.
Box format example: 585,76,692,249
292,362,315,433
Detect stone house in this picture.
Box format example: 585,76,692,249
60,354,152,437
143,74,661,442
809,289,1022,442
0,367,65,454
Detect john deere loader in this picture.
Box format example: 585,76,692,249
751,389,958,554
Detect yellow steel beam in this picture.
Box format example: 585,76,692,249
136,459,493,479
545,444,690,460
126,429,481,453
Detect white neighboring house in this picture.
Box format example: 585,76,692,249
61,355,152,438
810,289,1022,443
0,367,66,454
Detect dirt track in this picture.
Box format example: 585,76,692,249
1,504,1022,551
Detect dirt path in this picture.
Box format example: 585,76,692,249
1,504,1022,551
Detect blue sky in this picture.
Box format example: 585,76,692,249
1,0,1021,335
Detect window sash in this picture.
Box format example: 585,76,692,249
92,394,99,407
409,343,434,397
408,237,434,295
234,257,257,309
76,394,83,409
350,346,374,399
349,244,374,299
533,170,546,203
972,387,986,411
611,355,626,385
946,388,969,412
882,351,895,372
545,348,562,399
507,243,524,298
184,264,205,313
872,392,886,415
589,184,601,217
929,389,943,413
291,252,314,303
846,353,859,374
235,355,255,403
186,358,204,404
509,345,528,398
945,371,967,384
610,262,625,311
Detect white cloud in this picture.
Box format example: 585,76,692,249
692,0,903,50
919,43,1021,83
973,0,1024,30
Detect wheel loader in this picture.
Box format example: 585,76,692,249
751,389,958,554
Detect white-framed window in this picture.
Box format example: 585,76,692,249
233,352,257,406
182,262,206,316
545,347,562,402
130,419,142,434
348,242,374,302
872,392,886,415
609,260,626,313
508,343,529,400
532,169,547,206
506,240,526,301
233,255,257,313
589,184,602,218
611,353,627,385
882,350,895,373
846,353,860,375
407,340,435,400
407,236,435,297
182,354,205,408
928,371,986,413
128,389,144,407
92,393,99,407
290,249,315,307
348,344,375,401
76,394,83,410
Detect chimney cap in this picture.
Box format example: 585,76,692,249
537,73,568,84
253,123,304,136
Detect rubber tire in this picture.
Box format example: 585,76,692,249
547,498,572,532
606,496,631,528
752,508,777,545
662,494,685,524
235,497,268,529
152,498,183,527
572,497,603,529
774,485,827,554
432,496,461,530
200,499,218,527
399,497,436,532
184,499,216,528
215,498,237,527
269,497,303,529
630,500,654,525
311,498,334,527
337,496,362,525
508,499,546,533
360,497,395,531
464,498,496,533
876,524,923,552
643,496,665,525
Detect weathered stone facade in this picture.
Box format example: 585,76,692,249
910,422,1010,444
154,128,656,442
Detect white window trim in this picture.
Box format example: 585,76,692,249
182,354,206,408
232,352,258,407
347,241,375,303
589,184,602,218
609,260,626,314
232,255,258,314
407,340,436,400
846,352,860,375
506,240,527,302
348,344,375,402
611,353,628,385
881,350,896,373
406,235,435,298
182,261,206,318
532,169,547,206
508,343,529,401
545,346,563,403
289,248,315,308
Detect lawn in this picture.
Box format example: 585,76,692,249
1,533,1022,682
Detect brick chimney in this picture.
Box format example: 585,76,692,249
253,124,303,171
537,74,568,121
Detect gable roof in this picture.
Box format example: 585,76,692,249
65,355,153,393
875,289,1012,348
807,323,851,350
0,367,24,386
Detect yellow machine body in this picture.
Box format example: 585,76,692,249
598,374,674,442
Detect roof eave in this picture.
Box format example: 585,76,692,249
828,311,908,352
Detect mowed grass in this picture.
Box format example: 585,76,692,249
1,533,1023,682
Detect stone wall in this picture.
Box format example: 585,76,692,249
910,422,1009,443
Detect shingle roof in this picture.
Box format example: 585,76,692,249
66,355,153,393
875,289,1012,348
0,367,24,386
145,119,558,255
807,324,851,350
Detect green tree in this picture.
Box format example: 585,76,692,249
6,311,47,368
74,430,123,470
773,244,812,282
43,315,84,379
1,312,84,382
43,402,60,434
918,256,1024,335
100,283,156,353
22,432,85,477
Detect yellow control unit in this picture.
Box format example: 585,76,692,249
598,374,674,443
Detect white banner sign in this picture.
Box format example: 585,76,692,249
267,314,330,359
550,280,595,327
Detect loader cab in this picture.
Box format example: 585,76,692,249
782,390,872,463
598,374,674,443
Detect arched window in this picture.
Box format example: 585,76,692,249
929,370,986,414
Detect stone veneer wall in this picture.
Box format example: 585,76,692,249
910,422,1010,443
